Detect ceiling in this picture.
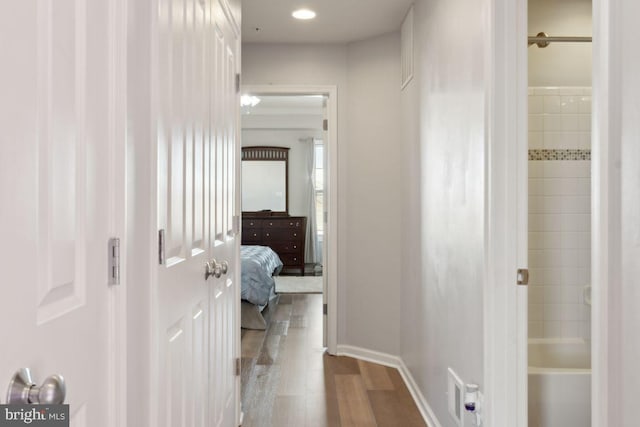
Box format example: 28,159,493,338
242,0,414,44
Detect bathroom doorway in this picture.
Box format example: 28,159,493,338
526,0,593,425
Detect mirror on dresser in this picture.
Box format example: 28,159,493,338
241,146,289,215
241,146,306,275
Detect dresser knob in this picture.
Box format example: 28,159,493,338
293,233,297,237
266,233,270,237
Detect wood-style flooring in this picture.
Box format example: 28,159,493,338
241,294,427,427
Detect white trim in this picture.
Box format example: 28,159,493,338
107,0,128,424
218,0,240,39
515,0,529,423
592,0,615,424
241,84,339,355
336,345,443,427
483,0,528,425
234,38,243,427
148,0,160,424
400,5,414,89
336,344,400,368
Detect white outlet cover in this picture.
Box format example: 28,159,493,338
447,368,464,427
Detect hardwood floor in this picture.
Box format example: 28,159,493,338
241,294,426,427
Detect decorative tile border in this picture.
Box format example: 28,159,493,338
528,149,591,161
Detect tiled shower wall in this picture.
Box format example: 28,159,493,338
528,87,591,340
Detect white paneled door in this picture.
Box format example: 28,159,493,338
0,0,124,425
154,0,240,426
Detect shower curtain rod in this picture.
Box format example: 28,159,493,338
528,32,592,48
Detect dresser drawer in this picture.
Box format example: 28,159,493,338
279,253,303,266
268,241,302,254
241,228,261,244
242,219,262,228
263,218,305,229
262,229,304,242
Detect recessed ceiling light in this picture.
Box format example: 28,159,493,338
292,9,316,20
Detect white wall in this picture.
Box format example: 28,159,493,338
345,33,403,353
401,0,487,425
242,35,403,355
593,0,640,424
529,0,592,86
617,4,640,421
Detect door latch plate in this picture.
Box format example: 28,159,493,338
517,268,529,286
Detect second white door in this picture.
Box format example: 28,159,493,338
153,0,240,426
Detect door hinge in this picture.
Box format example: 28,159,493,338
517,268,529,286
323,119,328,131
235,358,241,376
109,238,120,285
323,303,327,315
158,229,165,265
235,73,241,93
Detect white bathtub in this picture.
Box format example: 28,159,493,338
528,338,591,427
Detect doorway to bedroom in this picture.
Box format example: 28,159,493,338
239,87,339,421
239,86,339,353
240,93,326,287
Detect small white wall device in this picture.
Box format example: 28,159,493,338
464,383,479,412
464,384,483,426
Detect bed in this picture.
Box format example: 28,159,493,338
240,245,283,330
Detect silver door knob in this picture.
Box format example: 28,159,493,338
220,261,229,275
205,259,222,280
6,368,66,404
205,260,220,280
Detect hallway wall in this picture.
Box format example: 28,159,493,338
345,33,403,353
401,0,487,425
242,34,403,356
593,0,640,424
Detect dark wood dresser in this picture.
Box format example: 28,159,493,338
242,216,307,275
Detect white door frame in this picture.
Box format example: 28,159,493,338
483,0,528,425
240,84,339,355
107,0,128,425
591,0,613,425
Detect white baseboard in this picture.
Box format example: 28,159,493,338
336,345,442,427
336,344,401,368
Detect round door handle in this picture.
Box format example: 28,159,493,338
205,261,214,280
205,260,222,280
220,261,229,275
7,368,66,404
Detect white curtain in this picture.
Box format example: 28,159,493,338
304,138,319,265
